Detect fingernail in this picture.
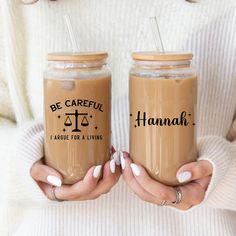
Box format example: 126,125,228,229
93,165,102,178
47,175,62,187
120,151,126,170
130,163,140,176
177,171,192,183
113,151,120,165
110,159,116,173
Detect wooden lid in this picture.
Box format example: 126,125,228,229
47,52,108,61
132,52,193,61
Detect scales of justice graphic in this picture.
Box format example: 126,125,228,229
63,109,91,132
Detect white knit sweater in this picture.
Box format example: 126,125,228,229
1,0,236,235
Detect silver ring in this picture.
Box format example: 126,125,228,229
158,187,182,206
51,186,64,202
171,187,182,205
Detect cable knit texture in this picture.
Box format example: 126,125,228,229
0,0,236,235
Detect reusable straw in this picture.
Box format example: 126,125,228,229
149,16,165,52
64,14,78,52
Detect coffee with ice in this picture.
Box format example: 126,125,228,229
44,52,111,184
129,52,197,186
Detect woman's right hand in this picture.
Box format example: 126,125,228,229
30,152,121,201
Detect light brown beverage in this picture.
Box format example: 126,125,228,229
129,52,197,186
44,52,111,184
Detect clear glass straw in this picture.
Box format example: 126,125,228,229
64,14,78,52
149,16,165,53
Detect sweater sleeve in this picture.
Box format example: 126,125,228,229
197,134,236,211
194,9,236,211
0,3,48,203
174,9,236,212
1,119,49,203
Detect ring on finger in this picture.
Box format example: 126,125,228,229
158,187,183,206
51,186,64,202
171,186,182,205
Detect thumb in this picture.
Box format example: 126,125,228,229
30,160,63,187
176,160,213,183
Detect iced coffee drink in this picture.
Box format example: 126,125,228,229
129,52,197,186
44,52,111,184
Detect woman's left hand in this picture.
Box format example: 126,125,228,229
121,152,213,210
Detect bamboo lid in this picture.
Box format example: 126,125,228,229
132,52,193,61
47,52,108,61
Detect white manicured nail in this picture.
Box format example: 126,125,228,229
177,171,192,183
130,163,140,176
93,165,102,178
120,151,126,170
110,159,116,173
47,175,62,187
113,152,121,165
